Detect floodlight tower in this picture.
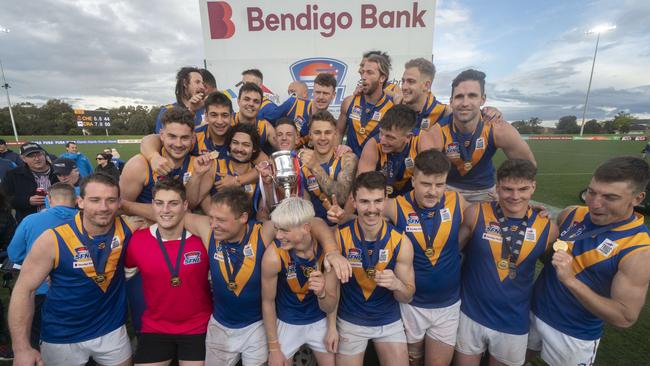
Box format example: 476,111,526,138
0,26,19,141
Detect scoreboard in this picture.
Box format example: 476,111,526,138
74,109,111,128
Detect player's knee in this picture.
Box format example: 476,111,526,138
408,345,424,366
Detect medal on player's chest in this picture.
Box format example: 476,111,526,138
171,276,182,287
425,248,434,257
227,281,238,291
93,274,106,284
366,267,376,279
497,259,508,270
302,265,315,278
464,161,472,171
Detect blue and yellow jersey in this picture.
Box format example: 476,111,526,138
41,213,133,343
461,202,551,335
233,112,271,153
272,241,326,325
532,207,650,340
393,191,462,308
300,155,343,226
439,116,498,190
375,134,420,197
135,151,198,204
191,124,229,157
336,219,404,326
208,221,266,329
154,102,204,133
384,82,400,96
260,96,312,135
211,157,257,196
258,96,274,120
345,94,394,157
415,92,448,134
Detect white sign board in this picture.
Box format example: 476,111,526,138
199,0,436,113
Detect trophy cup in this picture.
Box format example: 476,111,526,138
271,150,299,201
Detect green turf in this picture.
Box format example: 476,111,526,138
0,135,648,365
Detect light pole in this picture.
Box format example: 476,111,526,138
579,24,616,136
0,26,19,142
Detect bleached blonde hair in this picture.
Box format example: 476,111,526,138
271,197,315,230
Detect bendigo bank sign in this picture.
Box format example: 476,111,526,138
200,0,436,111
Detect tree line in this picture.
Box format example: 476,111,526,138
0,99,160,136
511,111,640,135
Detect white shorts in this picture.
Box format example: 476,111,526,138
455,312,527,366
400,301,460,346
40,325,131,366
337,318,407,356
528,313,600,366
446,185,496,203
205,316,267,366
278,318,329,358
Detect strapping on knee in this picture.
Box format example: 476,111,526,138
408,349,424,366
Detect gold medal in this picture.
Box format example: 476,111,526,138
497,259,508,270
98,242,106,250
464,161,472,171
171,276,182,287
553,240,569,252
386,186,394,195
358,127,366,135
302,266,314,278
227,281,238,291
94,275,106,284
366,267,376,279
425,248,434,257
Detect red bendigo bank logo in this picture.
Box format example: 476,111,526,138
208,1,236,39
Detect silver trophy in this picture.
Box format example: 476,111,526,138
271,150,299,201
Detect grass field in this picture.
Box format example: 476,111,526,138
1,135,648,365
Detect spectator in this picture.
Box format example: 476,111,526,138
48,158,81,207
59,141,93,177
104,147,125,172
95,152,120,182
1,142,59,222
8,183,78,350
0,139,23,167
0,158,17,184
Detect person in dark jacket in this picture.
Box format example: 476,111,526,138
0,158,17,184
95,152,121,182
0,139,22,167
1,142,58,222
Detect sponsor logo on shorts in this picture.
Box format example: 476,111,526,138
290,57,348,107
184,251,202,265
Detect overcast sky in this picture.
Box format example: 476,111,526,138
1,0,648,125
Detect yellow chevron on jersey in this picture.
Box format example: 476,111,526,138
233,112,269,141
480,203,551,282
53,213,130,292
274,244,324,302
376,135,420,192
441,119,495,176
336,220,404,300
215,223,263,297
349,94,394,146
395,191,459,267
419,92,448,130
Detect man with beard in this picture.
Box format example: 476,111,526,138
121,106,210,208
527,157,650,366
335,172,415,366
337,54,394,157
234,82,279,155
262,73,338,148
435,70,534,203
357,104,438,197
329,151,465,366
122,184,352,366
155,67,206,133
126,179,212,366
454,159,555,366
356,51,401,97
261,198,339,366
9,173,139,366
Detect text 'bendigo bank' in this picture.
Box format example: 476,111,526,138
247,2,427,37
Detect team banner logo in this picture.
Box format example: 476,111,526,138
289,58,347,107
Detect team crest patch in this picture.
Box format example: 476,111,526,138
306,175,319,191
184,251,201,265
378,249,388,263
110,236,120,249
440,208,451,222
351,106,362,120
213,249,224,262
404,157,415,169
446,143,460,158
287,263,297,279
475,137,485,150
524,228,536,242
482,222,502,242
74,247,90,261
243,244,254,257
372,111,382,121
421,119,430,130
596,239,618,257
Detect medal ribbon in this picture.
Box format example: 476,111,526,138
450,119,484,163
288,244,321,286
220,226,252,285
560,214,635,242
406,192,441,254
355,219,385,271
155,228,187,282
495,203,529,274
383,139,412,192
76,213,115,279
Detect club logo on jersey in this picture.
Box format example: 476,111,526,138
207,2,236,39
446,143,460,158
440,208,452,222
289,58,348,107
404,157,415,169
475,137,485,150
184,251,202,265
294,115,306,131
482,221,502,242
421,118,430,130
306,175,319,191
596,239,618,257
286,262,297,279
74,247,91,261
110,236,120,249
524,228,537,242
406,213,422,232
243,244,254,257
378,249,388,263
347,247,362,267
350,106,362,120
372,111,382,121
